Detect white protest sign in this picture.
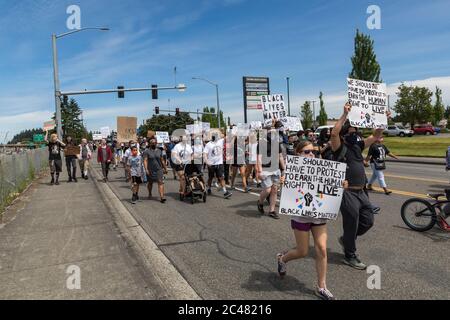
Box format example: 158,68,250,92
100,127,110,139
93,134,103,141
186,124,202,135
155,131,170,143
279,156,347,220
285,116,303,131
347,78,387,129
250,121,262,130
201,122,210,133
237,123,250,136
261,94,288,127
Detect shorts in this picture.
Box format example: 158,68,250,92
291,220,326,232
148,170,164,183
49,159,62,173
131,176,143,184
208,164,224,179
260,170,281,189
174,164,185,172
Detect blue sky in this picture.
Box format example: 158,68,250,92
1,0,450,140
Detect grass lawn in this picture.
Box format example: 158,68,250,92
381,135,450,158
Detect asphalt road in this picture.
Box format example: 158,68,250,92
100,161,450,300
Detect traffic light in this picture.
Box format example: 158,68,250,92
175,107,180,115
155,106,160,115
151,84,158,99
118,86,125,98
62,95,68,105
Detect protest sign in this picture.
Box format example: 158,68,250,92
236,123,250,136
261,94,288,127
64,145,80,156
92,134,103,141
117,117,137,143
155,131,170,143
43,120,56,131
285,116,303,131
279,155,346,220
201,122,210,133
250,121,262,130
147,130,156,139
186,123,202,135
100,127,110,139
347,78,387,129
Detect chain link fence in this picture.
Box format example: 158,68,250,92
0,147,48,213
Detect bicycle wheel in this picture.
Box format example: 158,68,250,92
401,198,436,232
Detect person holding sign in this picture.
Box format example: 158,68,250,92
276,140,335,300
64,136,78,183
330,102,389,270
44,130,66,185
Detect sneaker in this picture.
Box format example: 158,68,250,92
224,191,232,199
244,187,252,193
160,198,167,203
366,185,373,191
343,256,367,270
73,178,78,183
207,188,212,195
372,206,381,214
277,253,287,276
131,194,137,204
257,201,264,214
55,180,60,185
50,178,55,185
257,183,262,188
384,189,392,195
269,212,280,220
214,182,219,188
315,287,336,300
84,176,88,180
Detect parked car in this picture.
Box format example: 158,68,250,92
413,124,436,135
314,125,334,137
384,125,414,137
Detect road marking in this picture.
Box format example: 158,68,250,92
366,173,448,184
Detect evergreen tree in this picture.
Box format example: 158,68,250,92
318,92,328,126
433,86,445,126
301,101,313,130
349,29,382,82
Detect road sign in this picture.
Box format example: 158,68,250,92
33,134,45,143
243,76,270,124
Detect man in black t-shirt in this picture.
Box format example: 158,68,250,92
331,103,390,270
45,130,66,185
365,137,399,195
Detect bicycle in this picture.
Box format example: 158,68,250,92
401,190,450,232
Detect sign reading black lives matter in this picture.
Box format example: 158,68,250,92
279,156,347,220
347,78,387,129
261,94,288,126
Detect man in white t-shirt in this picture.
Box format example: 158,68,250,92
171,136,193,197
203,132,232,199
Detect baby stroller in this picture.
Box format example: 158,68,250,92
181,163,207,204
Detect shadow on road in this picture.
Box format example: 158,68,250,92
392,224,449,242
241,270,316,298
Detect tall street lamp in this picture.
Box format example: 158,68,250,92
192,77,221,129
52,27,109,138
286,77,291,116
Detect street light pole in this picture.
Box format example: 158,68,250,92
192,77,221,129
286,77,291,116
52,27,109,139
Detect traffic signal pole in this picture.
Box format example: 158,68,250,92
60,84,186,97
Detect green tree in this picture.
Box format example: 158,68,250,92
318,92,328,126
433,86,445,126
349,29,381,82
53,98,87,142
301,101,313,130
393,84,433,129
139,112,195,136
201,107,226,128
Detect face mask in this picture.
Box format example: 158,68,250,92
345,132,359,145
212,136,216,142
150,144,156,149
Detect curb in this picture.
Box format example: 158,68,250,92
385,158,445,166
90,165,200,300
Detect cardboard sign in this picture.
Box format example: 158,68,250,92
100,127,110,139
347,78,387,129
285,116,303,132
155,131,170,143
261,94,288,127
64,145,80,156
117,117,137,143
147,130,156,139
279,156,347,220
43,120,56,131
93,134,103,141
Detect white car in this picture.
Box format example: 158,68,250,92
384,125,414,137
314,125,334,137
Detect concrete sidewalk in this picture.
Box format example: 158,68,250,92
0,169,156,299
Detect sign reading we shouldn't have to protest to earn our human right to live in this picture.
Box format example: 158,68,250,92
279,156,347,220
347,78,388,129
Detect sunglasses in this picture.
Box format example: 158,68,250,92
301,150,314,155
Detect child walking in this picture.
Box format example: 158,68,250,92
127,146,145,204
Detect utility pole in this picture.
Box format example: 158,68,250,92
286,77,291,116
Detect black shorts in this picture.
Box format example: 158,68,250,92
185,164,203,176
132,176,143,184
208,164,224,179
174,164,185,172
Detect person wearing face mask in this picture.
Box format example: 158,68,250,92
44,130,66,185
64,136,78,182
171,133,194,199
97,139,113,182
78,138,92,180
330,102,390,270
143,138,168,203
276,140,335,300
127,146,145,204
